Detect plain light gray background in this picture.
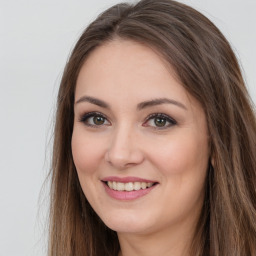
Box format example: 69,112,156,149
0,0,255,255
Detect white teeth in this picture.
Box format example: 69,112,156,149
117,182,125,191
147,182,153,188
107,181,154,191
134,182,141,191
108,181,113,189
141,182,146,189
125,182,133,191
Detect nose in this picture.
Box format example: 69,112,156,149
104,124,144,169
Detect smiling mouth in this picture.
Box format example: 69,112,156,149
104,181,158,191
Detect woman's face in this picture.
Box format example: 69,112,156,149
72,39,210,236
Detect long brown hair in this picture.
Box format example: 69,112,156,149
48,0,256,255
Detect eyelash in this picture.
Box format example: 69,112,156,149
144,113,177,129
79,112,177,129
79,112,110,128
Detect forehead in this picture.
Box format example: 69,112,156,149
75,39,188,102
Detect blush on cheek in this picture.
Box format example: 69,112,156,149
73,149,95,175
154,146,188,174
72,133,105,175
71,136,89,174
155,138,204,175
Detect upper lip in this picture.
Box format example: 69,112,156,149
101,176,158,183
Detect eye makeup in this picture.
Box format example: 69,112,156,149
79,111,177,130
79,111,110,128
143,113,177,130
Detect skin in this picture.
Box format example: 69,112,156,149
72,39,210,256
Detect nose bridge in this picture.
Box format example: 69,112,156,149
105,122,143,168
113,122,132,150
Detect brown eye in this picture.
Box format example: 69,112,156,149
154,117,167,127
93,116,105,125
79,112,110,127
143,113,177,129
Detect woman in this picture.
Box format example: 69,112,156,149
48,0,256,255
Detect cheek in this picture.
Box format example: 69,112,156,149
147,132,209,220
71,128,105,175
71,128,108,207
148,130,209,176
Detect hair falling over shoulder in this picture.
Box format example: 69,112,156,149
47,0,256,255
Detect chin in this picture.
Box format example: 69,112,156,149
107,221,150,234
99,210,156,234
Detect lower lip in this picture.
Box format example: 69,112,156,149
102,182,157,200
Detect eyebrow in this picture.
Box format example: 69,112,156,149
75,96,110,109
137,98,187,111
75,96,187,111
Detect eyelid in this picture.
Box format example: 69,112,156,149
78,111,177,130
79,111,111,127
143,113,177,129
